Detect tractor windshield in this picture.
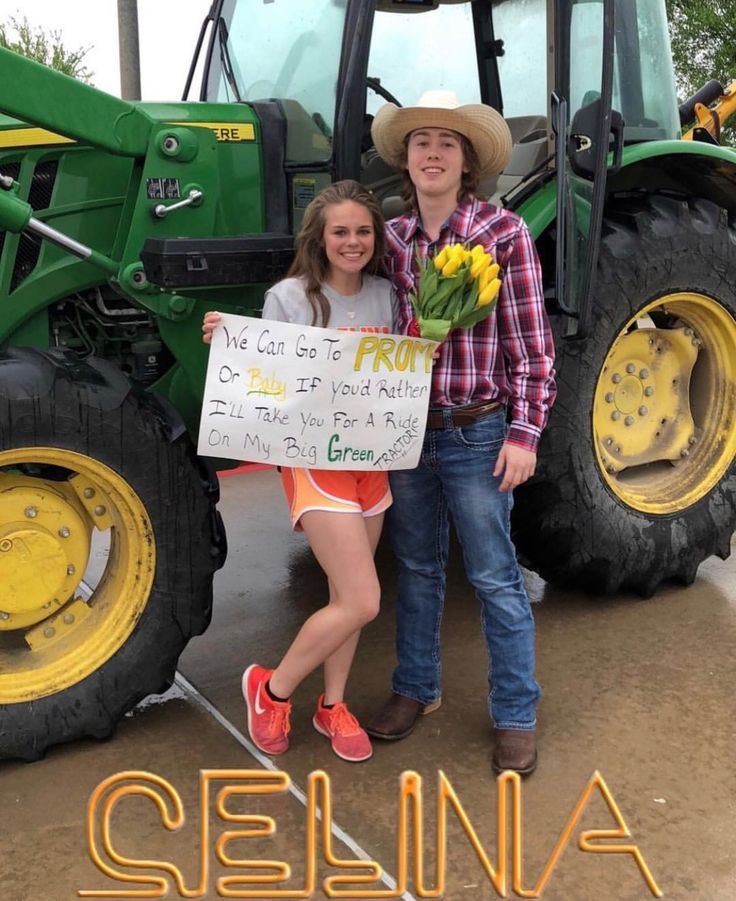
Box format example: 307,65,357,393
204,0,347,162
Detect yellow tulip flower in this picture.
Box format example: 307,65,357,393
479,263,500,290
433,247,449,270
441,256,463,277
470,254,491,279
477,278,502,306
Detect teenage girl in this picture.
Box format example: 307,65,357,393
202,180,396,762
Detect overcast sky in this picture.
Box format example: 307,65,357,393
0,0,210,99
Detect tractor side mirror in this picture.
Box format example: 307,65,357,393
568,98,625,178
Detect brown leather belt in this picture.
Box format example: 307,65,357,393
427,399,504,429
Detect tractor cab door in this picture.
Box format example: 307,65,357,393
363,0,551,213
554,0,619,331
554,0,680,332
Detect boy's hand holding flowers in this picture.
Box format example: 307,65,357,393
410,243,502,342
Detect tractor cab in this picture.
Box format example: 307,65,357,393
196,0,681,314
197,1,679,202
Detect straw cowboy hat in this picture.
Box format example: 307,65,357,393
371,89,512,177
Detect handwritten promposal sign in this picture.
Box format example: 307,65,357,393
198,314,437,470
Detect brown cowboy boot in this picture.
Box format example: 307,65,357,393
492,728,537,776
365,693,442,741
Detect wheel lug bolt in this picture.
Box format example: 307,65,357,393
63,613,75,625
0,539,12,552
67,564,76,576
644,386,654,396
612,373,622,384
24,506,38,519
612,411,621,421
83,487,95,498
625,415,635,426
693,338,701,346
607,465,616,474
58,527,70,538
606,438,613,446
605,393,614,403
44,626,55,639
681,448,689,458
685,328,694,336
626,363,636,374
639,406,648,416
0,611,9,621
689,435,697,445
94,505,106,516
639,368,649,379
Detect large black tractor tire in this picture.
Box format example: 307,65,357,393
513,195,736,595
0,348,226,760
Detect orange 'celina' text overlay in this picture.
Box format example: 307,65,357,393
79,769,662,899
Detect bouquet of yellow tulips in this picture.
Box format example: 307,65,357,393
410,242,502,342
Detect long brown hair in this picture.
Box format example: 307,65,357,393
398,132,481,209
286,180,386,327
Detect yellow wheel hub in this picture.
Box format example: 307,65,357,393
0,449,155,704
0,479,92,626
594,293,736,514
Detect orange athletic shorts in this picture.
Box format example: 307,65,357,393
280,467,392,530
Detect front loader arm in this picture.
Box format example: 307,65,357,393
681,78,736,143
0,47,154,157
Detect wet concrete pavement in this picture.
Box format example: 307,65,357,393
2,467,735,901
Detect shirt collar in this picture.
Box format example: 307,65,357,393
400,196,478,243
445,197,477,241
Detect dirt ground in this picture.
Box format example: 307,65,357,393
1,467,734,901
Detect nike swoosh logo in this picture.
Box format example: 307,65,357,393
254,681,266,715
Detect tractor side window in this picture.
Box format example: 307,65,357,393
208,0,348,163
567,0,679,141
491,0,548,119
616,0,679,140
367,3,481,115
567,1,605,114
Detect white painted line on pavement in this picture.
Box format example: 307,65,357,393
175,671,418,901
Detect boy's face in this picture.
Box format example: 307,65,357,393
406,127,467,202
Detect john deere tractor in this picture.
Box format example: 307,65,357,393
1,0,734,760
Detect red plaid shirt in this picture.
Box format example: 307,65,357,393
384,197,556,452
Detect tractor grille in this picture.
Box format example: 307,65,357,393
10,159,59,292
0,161,21,268
11,233,45,292
28,160,58,212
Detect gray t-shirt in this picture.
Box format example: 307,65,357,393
262,275,397,333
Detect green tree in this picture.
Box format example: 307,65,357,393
0,15,93,82
666,1,736,142
666,1,736,100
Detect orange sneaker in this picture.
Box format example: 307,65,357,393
242,664,291,755
312,694,373,762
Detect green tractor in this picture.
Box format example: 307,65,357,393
0,0,734,760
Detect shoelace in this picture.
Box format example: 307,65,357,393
268,704,291,737
328,703,361,737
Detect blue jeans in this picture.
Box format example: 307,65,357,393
387,408,540,730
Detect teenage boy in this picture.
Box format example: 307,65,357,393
366,91,556,775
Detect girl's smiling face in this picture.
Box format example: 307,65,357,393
322,200,376,281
